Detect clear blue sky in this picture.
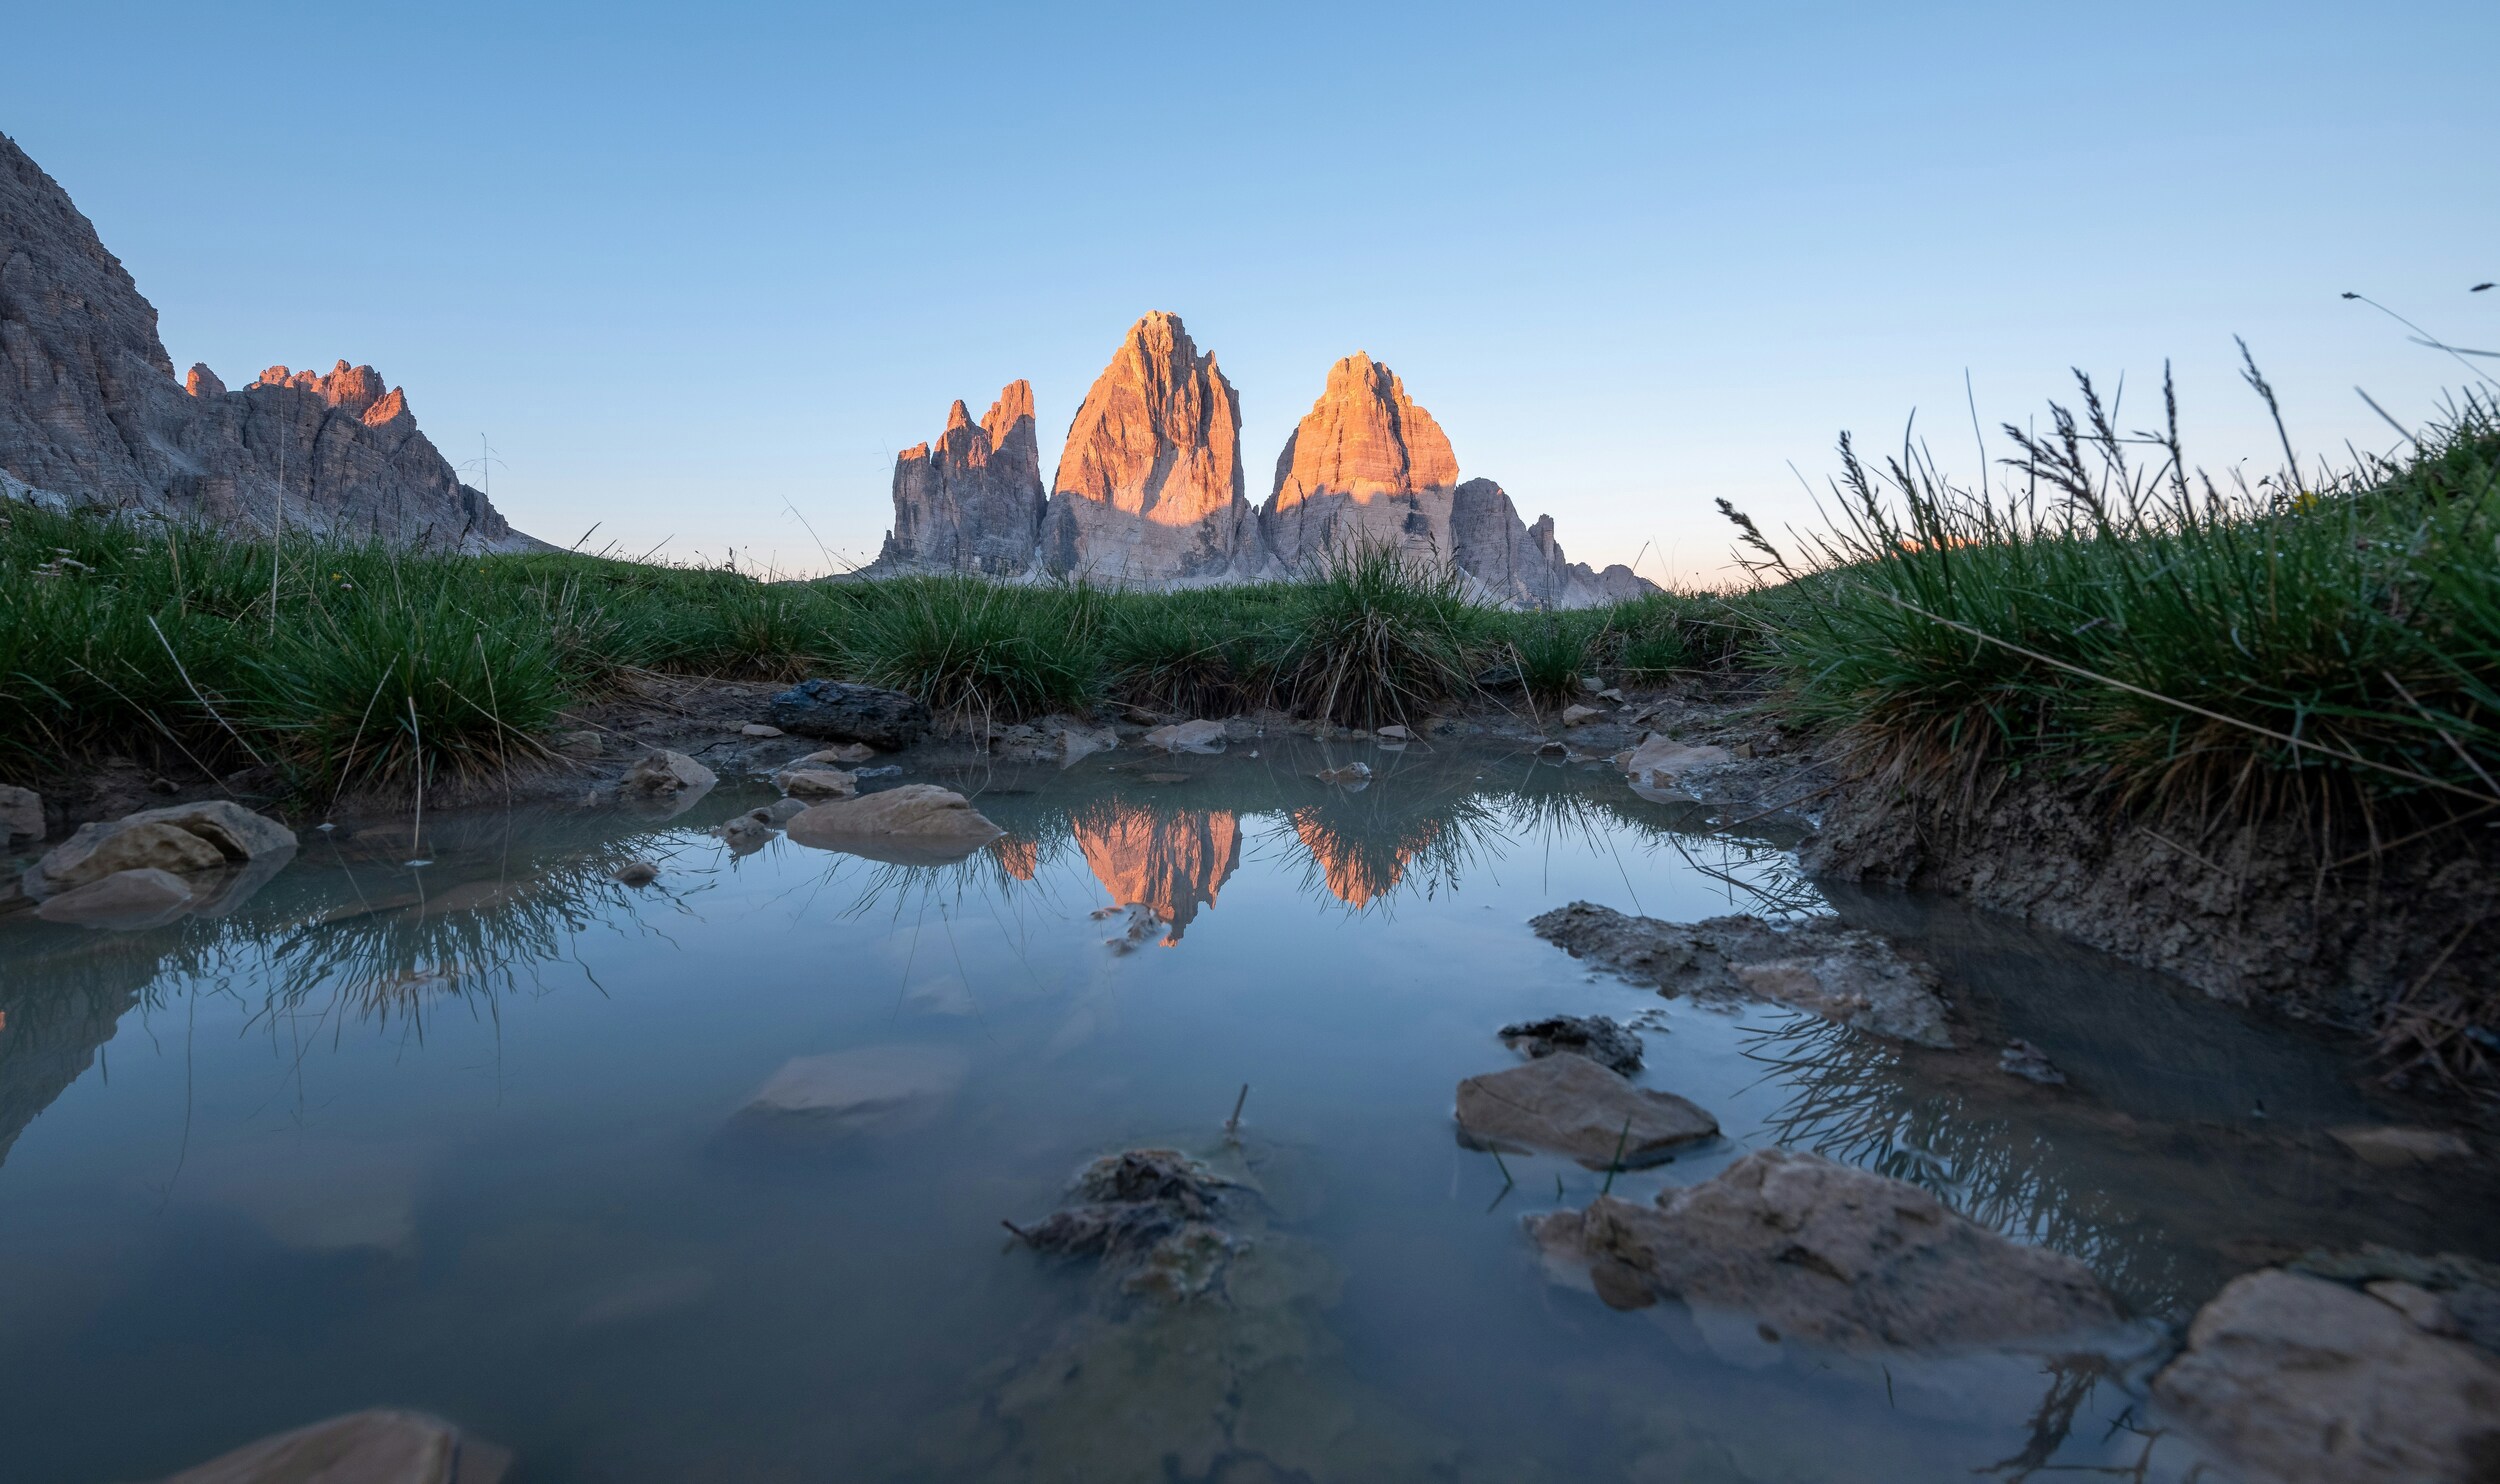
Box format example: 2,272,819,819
12,1,2494,580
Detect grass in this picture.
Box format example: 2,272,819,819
0,508,1750,797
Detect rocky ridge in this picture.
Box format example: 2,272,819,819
869,312,1655,605
0,131,536,550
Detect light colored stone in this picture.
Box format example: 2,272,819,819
1597,687,1627,702
2153,1269,2500,1484
1454,1053,1717,1169
37,819,224,888
740,1045,969,1135
1143,719,1227,754
1531,1148,2119,1351
618,749,716,798
1058,723,1117,765
552,729,604,759
797,743,877,766
1561,704,1603,726
1618,735,1734,790
1375,724,1413,741
775,767,858,800
151,1406,511,1484
2331,1125,2474,1168
738,722,785,738
784,784,1003,865
612,860,658,887
0,784,40,841
34,867,193,928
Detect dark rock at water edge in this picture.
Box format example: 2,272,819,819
1499,1013,1644,1075
766,680,932,750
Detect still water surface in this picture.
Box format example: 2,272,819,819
0,740,2483,1482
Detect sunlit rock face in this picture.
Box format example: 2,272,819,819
0,131,536,551
1262,352,1461,570
1042,312,1267,583
1072,802,1242,944
878,381,1045,575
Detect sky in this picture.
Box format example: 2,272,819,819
9,1,2495,582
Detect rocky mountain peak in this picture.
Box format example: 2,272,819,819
875,379,1046,576
1269,352,1460,513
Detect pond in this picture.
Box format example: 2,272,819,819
1,736,2486,1482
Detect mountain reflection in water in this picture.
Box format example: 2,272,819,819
0,740,2488,1483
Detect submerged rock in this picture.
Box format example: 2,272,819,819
1010,1147,1246,1305
1999,1038,2067,1085
1530,902,1955,1048
794,742,878,766
737,1045,969,1137
0,784,43,841
148,1406,511,1484
34,867,194,929
617,749,716,798
2153,1268,2500,1484
783,784,1004,865
611,859,659,887
1529,1148,2118,1350
1143,719,1227,754
766,680,932,750
2330,1125,2475,1168
37,819,223,887
774,766,858,800
1498,1014,1644,1075
1454,1053,1716,1168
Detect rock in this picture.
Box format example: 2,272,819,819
1454,1053,1717,1169
0,784,41,841
875,381,1047,576
1376,724,1413,741
1449,479,1658,609
552,729,605,759
798,742,879,765
115,799,297,860
1261,352,1462,571
739,1045,968,1135
1058,723,1117,765
1313,762,1371,787
757,797,810,825
1999,1039,2067,1085
1578,676,1605,694
617,749,716,798
738,722,784,738
713,815,773,855
1531,1149,2119,1350
1042,312,1264,583
1597,687,1626,703
34,867,194,928
1010,1147,1246,1305
774,767,858,800
0,135,535,551
784,784,1003,864
611,860,658,887
1143,719,1227,753
2152,1268,2500,1484
765,680,932,750
149,1407,511,1484
1618,735,1734,790
1530,903,1955,1048
2331,1125,2475,1168
36,819,225,888
1535,739,1568,758
1498,1014,1644,1075
1561,704,1603,726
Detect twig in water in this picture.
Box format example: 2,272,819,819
999,1219,1031,1244
1488,1145,1514,1188
1599,1116,1634,1196
1224,1082,1250,1137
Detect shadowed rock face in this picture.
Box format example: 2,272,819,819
1042,311,1265,582
879,381,1045,575
0,131,535,550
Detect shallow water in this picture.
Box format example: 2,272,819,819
1,738,2488,1482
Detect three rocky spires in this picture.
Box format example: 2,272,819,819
872,311,1654,606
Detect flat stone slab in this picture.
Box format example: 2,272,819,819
152,1407,511,1484
739,1046,969,1137
784,785,1003,865
1455,1053,1716,1168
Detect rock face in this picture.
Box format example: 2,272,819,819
766,680,931,750
1454,1053,1717,1168
151,1407,512,1484
1531,1149,2119,1349
2153,1268,2500,1484
877,381,1045,575
1532,902,1955,1048
1042,312,1264,582
1262,352,1460,569
0,133,536,551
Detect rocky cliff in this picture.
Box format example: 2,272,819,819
1041,311,1266,582
877,380,1044,575
0,131,536,550
1262,352,1461,569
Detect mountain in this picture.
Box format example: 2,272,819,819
0,131,537,550
1262,352,1460,568
1040,311,1265,582
876,381,1045,575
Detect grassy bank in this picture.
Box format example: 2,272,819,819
0,506,1744,796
